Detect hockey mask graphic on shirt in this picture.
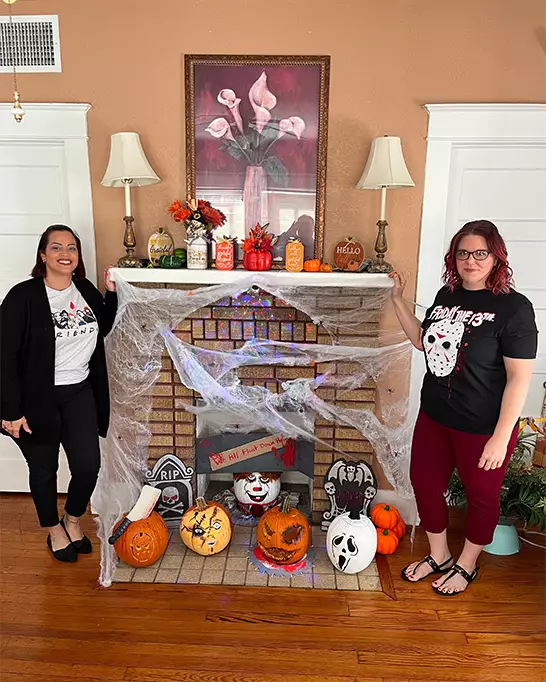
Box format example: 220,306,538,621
423,319,465,377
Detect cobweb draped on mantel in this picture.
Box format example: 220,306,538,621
93,275,417,587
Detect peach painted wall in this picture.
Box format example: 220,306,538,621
1,0,545,291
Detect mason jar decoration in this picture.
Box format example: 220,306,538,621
187,233,209,270
147,227,174,266
285,237,304,272
215,235,236,271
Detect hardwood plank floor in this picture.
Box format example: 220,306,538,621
1,493,545,682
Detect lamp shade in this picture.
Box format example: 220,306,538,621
356,136,414,189
101,132,160,187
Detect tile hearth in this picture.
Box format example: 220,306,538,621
113,526,382,591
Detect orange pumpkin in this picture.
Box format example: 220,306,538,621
371,503,400,530
393,517,406,539
113,511,168,567
303,259,321,272
376,528,399,555
256,496,310,565
319,263,333,272
180,497,232,556
346,258,361,271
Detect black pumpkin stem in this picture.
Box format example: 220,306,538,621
196,497,207,512
348,508,361,521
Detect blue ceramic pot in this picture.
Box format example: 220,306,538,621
483,518,520,556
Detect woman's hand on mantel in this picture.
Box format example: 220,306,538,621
389,271,407,301
104,266,116,292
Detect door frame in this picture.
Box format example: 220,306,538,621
409,103,546,419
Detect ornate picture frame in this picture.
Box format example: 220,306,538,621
185,54,330,266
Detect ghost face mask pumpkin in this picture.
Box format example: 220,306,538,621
326,509,377,574
256,496,310,565
180,497,232,556
233,472,281,515
423,319,465,377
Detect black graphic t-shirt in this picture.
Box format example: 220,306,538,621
420,286,538,434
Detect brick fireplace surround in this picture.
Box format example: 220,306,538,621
113,269,393,526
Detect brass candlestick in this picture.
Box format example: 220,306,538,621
366,219,393,273
117,216,142,268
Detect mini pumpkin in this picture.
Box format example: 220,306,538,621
376,528,399,555
113,511,168,568
256,495,310,565
148,227,174,266
393,517,406,539
303,259,321,272
371,503,400,530
319,263,333,272
180,497,232,556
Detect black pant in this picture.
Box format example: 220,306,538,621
16,381,101,527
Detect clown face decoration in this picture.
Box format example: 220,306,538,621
423,319,465,377
326,510,377,574
233,472,281,517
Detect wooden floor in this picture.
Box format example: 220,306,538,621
1,494,545,682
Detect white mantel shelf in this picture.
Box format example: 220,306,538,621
111,268,393,289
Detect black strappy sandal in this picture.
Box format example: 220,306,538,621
401,554,454,582
432,563,479,596
60,516,92,554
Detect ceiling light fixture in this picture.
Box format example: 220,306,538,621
2,0,25,122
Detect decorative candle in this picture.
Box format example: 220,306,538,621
124,181,132,217
379,186,387,221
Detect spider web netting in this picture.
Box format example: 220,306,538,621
93,275,417,587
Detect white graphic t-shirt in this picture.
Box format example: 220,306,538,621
46,283,99,386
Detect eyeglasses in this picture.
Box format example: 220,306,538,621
455,249,490,261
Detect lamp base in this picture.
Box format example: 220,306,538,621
367,219,393,273
117,215,142,268
366,256,393,274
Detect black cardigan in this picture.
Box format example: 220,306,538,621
0,277,118,443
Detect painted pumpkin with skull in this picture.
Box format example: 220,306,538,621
180,497,232,556
233,472,281,517
326,508,377,574
256,496,310,565
113,511,168,567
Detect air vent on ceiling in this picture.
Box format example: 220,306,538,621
0,14,61,73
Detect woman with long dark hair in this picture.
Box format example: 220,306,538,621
391,220,537,595
0,225,117,562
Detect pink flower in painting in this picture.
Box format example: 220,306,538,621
248,72,277,133
217,89,243,134
277,116,306,140
205,117,235,141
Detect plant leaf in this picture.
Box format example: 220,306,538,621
262,155,289,187
219,141,246,161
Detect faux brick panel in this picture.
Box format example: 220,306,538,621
175,422,195,435
232,292,273,307
175,411,194,423
174,332,192,344
152,397,174,409
150,435,174,447
188,308,212,319
335,427,366,439
205,320,217,339
175,385,193,396
194,340,235,351
175,435,194,447
254,307,296,321
150,422,174,435
315,388,335,400
294,323,305,341
176,320,192,332
336,389,376,402
191,320,204,339
336,439,373,453
268,322,280,340
314,451,334,464
238,367,274,379
316,427,334,439
275,367,315,379
213,307,254,320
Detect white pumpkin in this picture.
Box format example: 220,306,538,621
233,472,281,516
326,509,377,574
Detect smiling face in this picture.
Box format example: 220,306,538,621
455,234,496,290
41,230,79,279
234,472,281,508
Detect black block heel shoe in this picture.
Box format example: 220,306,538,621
60,516,92,554
47,534,77,563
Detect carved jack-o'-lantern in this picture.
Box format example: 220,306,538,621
233,472,281,517
113,511,168,568
256,496,310,565
179,497,232,556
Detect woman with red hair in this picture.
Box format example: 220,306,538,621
391,220,537,595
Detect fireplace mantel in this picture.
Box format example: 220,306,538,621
111,267,393,289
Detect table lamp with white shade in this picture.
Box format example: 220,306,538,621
356,135,414,273
101,132,160,268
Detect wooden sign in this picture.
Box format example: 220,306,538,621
333,237,365,271
209,433,288,471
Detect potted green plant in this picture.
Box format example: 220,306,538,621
447,427,546,555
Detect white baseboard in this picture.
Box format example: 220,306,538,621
373,489,419,525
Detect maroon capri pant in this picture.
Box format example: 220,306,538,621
410,410,518,546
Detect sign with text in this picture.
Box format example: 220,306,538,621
209,433,288,471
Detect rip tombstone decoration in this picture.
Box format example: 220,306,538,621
146,454,194,529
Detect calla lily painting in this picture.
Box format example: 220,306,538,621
185,55,330,263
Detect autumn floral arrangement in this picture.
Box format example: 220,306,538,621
168,198,226,243
241,223,278,271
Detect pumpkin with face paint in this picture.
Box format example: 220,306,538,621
256,496,310,565
233,472,281,517
326,509,377,574
179,497,232,556
113,511,168,567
